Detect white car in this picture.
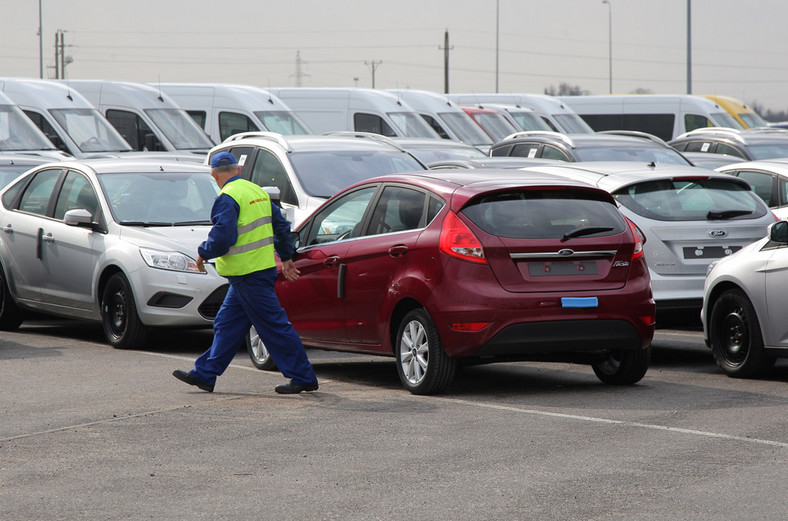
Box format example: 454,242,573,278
520,162,776,312
702,220,788,377
0,158,227,349
206,132,427,227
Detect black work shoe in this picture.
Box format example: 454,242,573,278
275,380,319,394
172,369,214,392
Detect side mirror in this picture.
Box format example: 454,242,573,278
291,230,301,251
144,133,162,151
262,186,281,206
769,220,788,243
63,208,94,227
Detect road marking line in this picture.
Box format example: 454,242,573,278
441,398,788,448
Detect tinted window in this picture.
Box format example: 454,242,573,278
462,189,625,239
186,110,207,129
580,114,675,141
510,143,541,159
746,143,788,160
354,113,396,137
249,149,297,206
106,109,161,151
715,143,747,159
685,114,714,133
367,186,425,235
219,112,258,141
541,145,571,161
18,169,61,216
420,114,450,139
734,171,776,206
613,178,768,221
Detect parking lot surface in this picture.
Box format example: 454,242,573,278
1,320,786,520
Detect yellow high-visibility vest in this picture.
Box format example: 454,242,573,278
215,179,275,277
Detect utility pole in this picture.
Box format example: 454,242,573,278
364,60,382,88
291,50,310,87
439,29,453,94
54,29,72,79
38,0,43,78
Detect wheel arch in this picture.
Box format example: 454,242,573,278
705,280,748,329
387,297,426,354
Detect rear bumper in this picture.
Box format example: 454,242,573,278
475,319,646,358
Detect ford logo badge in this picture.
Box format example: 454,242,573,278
709,229,728,238
558,248,574,256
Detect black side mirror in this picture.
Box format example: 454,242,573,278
769,220,788,243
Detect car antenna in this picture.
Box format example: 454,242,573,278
64,78,73,101
267,78,273,104
156,75,163,102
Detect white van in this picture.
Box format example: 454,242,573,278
154,83,312,143
447,93,594,134
557,94,744,141
0,78,133,158
61,80,215,154
0,89,71,160
385,89,492,149
266,88,440,138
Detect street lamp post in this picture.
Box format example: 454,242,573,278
602,0,612,94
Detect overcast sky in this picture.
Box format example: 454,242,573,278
4,0,788,112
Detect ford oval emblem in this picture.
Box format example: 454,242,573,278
709,229,728,238
558,248,574,256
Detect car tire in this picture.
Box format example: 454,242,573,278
101,272,148,350
709,289,775,378
395,309,456,395
0,265,23,331
592,346,651,385
247,325,277,371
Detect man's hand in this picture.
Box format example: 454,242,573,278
196,255,206,273
281,259,300,281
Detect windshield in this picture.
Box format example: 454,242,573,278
99,171,219,224
145,109,215,150
255,110,311,135
553,113,595,133
613,178,767,221
470,112,519,141
0,105,58,151
50,108,133,152
386,111,440,138
574,145,691,165
740,112,769,128
711,112,744,129
290,149,424,198
509,111,553,132
747,143,788,160
405,144,486,164
437,112,492,145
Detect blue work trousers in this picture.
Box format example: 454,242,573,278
192,267,317,387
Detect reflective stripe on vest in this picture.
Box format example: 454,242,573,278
215,179,276,277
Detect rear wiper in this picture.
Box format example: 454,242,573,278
561,226,615,241
706,209,753,220
119,221,176,227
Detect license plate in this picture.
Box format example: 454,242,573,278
682,246,742,259
561,297,598,308
527,261,599,276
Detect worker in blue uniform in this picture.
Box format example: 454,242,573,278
173,151,318,394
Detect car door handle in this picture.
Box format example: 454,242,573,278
388,245,408,257
42,233,55,243
2,224,12,234
323,255,340,266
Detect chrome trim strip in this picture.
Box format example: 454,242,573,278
510,250,617,259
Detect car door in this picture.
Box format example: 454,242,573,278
342,184,428,347
763,244,788,346
277,185,378,345
38,170,103,311
0,168,62,303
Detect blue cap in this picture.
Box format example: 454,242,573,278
210,151,238,168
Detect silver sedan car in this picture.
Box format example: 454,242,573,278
702,220,788,377
0,159,227,349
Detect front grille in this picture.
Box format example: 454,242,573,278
198,284,229,320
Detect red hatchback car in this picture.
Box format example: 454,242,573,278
249,169,655,394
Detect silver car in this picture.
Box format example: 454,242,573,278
520,162,776,312
702,220,788,377
0,159,227,349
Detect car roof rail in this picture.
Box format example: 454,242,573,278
222,131,292,151
502,130,575,148
674,127,746,144
596,130,670,147
323,131,405,151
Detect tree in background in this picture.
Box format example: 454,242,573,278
544,83,589,96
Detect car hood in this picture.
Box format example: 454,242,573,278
117,224,212,253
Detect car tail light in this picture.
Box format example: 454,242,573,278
449,322,491,332
439,211,487,264
627,218,645,261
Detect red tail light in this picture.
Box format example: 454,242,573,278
439,211,487,264
627,218,645,261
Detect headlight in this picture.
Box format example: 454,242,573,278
706,259,720,277
140,248,203,273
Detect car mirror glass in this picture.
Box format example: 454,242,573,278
769,220,788,243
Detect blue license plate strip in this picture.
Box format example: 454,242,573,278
561,297,598,308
